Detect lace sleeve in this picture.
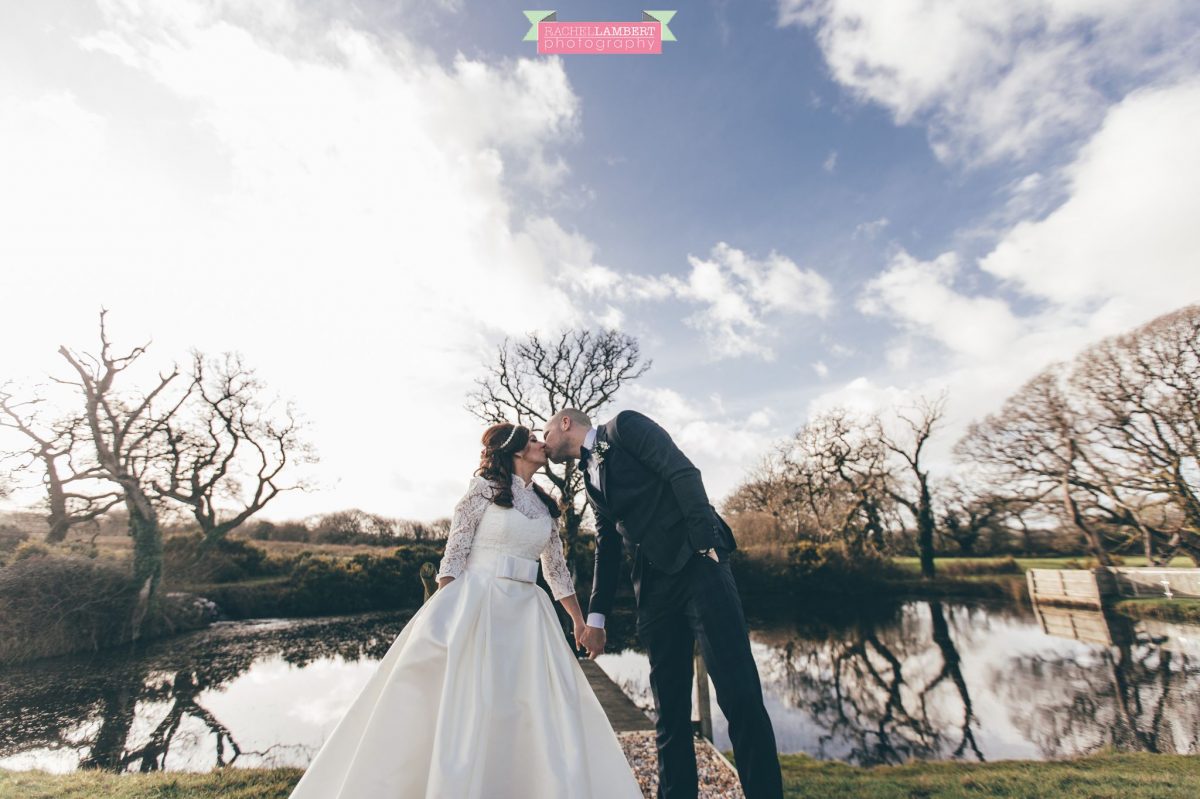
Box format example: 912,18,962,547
540,521,576,600
437,477,493,580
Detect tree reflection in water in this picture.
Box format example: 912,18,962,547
4,600,1198,773
755,600,988,765
1003,607,1200,757
0,611,414,773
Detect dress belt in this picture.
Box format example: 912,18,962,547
495,553,539,584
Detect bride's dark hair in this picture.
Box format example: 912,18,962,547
477,422,560,518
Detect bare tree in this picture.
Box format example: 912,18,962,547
938,479,1035,555
0,387,122,542
150,351,317,544
53,309,199,638
723,451,816,546
877,394,946,578
1069,304,1200,564
466,330,650,575
730,409,898,554
955,368,1113,565
955,304,1200,565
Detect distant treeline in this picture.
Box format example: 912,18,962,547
724,303,1200,574
246,509,451,546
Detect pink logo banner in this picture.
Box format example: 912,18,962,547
540,22,661,55
523,11,676,56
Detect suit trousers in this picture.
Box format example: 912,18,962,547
635,547,783,799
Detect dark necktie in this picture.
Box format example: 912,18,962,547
578,446,600,496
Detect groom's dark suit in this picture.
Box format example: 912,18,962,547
581,410,782,799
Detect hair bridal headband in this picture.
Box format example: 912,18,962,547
499,424,522,449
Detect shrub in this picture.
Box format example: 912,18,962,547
0,555,137,664
281,545,443,615
0,555,223,665
163,533,273,585
0,524,29,561
732,540,905,596
12,539,51,561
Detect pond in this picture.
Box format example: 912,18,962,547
1,598,1197,773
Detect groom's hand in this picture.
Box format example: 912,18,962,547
581,625,606,659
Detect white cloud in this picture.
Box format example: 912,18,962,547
779,0,1200,163
858,251,1022,360
551,241,835,361
778,4,1200,482
616,386,780,502
838,236,1196,474
822,149,838,172
833,79,1200,468
808,376,915,421
820,335,855,359
885,340,913,371
812,360,829,378
826,79,1200,473
853,217,889,240
528,217,674,304
0,0,594,519
667,242,835,360
981,79,1200,320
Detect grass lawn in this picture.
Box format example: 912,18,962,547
6,753,1200,799
773,751,1200,799
892,555,1195,574
0,767,302,799
1112,597,1200,624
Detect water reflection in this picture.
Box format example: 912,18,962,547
595,599,1200,765
1004,604,1200,757
1,600,1197,773
0,612,413,773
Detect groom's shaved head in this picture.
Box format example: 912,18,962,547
551,408,591,429
542,408,592,463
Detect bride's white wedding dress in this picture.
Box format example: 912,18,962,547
288,473,643,798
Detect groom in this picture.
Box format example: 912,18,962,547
543,408,783,799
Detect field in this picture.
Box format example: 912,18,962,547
4,752,1200,799
891,555,1197,573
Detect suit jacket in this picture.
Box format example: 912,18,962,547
585,410,738,617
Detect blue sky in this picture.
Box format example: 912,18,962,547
1,0,1198,520
418,2,1014,403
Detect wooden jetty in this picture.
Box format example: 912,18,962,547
1027,566,1200,608
1026,568,1114,608
578,659,653,732
1032,603,1131,646
1032,601,1200,656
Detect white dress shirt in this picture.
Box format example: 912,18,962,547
582,427,602,489
582,427,608,630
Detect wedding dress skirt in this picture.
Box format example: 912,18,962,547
288,504,643,798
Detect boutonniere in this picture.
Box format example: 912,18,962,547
593,438,611,467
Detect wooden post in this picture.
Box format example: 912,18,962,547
419,562,437,603
694,641,713,741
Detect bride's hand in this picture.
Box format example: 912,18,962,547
579,625,606,659
436,576,454,590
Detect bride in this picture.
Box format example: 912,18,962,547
288,422,643,798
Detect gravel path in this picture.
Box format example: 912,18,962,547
617,731,745,799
